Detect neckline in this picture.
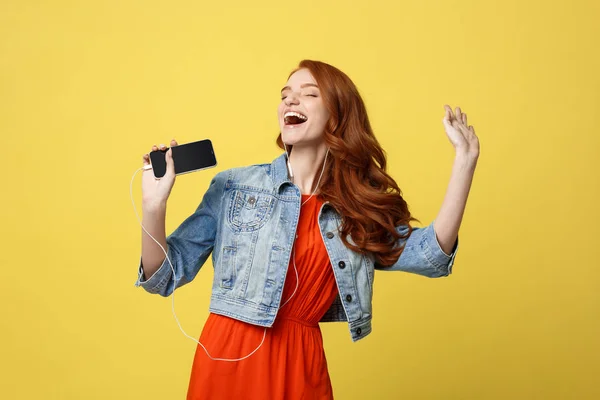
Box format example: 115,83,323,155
301,194,322,205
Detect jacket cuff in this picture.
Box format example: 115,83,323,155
134,255,172,294
424,221,459,275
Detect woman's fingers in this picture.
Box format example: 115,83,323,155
452,118,461,131
145,145,158,167
444,104,453,118
445,105,469,128
144,139,177,166
458,122,471,136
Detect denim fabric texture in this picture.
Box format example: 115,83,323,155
136,153,458,341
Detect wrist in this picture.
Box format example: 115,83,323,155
453,152,478,172
454,150,478,164
142,199,167,214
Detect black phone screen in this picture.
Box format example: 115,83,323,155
149,139,217,178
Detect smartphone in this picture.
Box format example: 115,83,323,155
149,139,217,178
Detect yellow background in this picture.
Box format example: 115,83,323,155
1,0,598,398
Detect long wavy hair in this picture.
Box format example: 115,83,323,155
276,60,416,267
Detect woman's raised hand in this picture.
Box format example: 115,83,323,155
442,105,480,161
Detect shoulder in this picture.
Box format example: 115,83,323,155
211,161,274,188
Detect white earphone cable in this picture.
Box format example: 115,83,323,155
131,167,268,361
129,149,328,362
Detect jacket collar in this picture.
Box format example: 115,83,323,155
269,152,337,214
271,152,293,191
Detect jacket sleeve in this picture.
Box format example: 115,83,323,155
134,171,227,296
375,220,458,277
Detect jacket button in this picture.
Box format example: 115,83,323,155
326,232,334,239
338,261,346,269
356,328,362,335
345,294,352,302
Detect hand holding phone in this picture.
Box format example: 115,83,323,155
149,139,217,179
141,139,217,207
141,140,178,207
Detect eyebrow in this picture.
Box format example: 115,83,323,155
280,83,319,93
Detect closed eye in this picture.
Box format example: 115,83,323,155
281,94,317,99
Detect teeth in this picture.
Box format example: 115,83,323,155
284,111,307,121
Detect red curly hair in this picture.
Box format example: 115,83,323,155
276,60,416,267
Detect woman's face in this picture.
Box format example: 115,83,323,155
278,68,330,148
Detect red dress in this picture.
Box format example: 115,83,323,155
187,194,339,400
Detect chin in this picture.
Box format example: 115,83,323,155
280,135,301,147
281,127,305,141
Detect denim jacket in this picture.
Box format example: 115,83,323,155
135,153,458,341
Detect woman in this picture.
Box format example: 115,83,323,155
136,60,479,399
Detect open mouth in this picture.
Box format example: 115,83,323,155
284,111,308,126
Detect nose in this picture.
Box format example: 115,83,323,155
284,92,300,106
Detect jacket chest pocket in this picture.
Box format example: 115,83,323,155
227,190,275,232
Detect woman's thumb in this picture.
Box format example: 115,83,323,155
165,148,175,175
